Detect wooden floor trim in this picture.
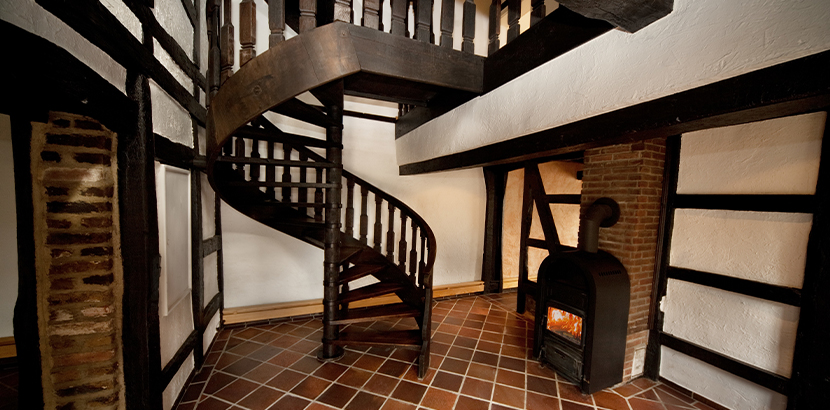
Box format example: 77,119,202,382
223,281,485,325
0,337,16,359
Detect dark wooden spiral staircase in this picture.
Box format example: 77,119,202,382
205,17,484,376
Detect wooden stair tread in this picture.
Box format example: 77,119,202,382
339,263,387,284
339,282,405,304
332,329,422,348
331,303,421,325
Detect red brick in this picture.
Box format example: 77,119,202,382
53,350,115,367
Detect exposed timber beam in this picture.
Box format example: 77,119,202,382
557,0,673,33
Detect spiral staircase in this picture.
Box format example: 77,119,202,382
205,22,483,377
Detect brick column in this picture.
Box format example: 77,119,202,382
581,138,666,381
30,113,125,409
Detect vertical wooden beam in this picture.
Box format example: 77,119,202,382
269,0,286,46
482,167,507,294
439,0,454,48
461,0,475,53
516,167,533,314
390,0,407,36
488,0,500,55
190,0,206,370
239,0,256,65
644,135,680,379
507,0,520,42
788,117,830,408
319,80,344,361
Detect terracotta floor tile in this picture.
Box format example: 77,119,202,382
558,382,594,405
377,359,410,378
305,403,337,410
432,371,464,392
195,396,231,410
313,362,349,381
267,394,310,410
447,346,475,361
336,367,372,389
266,369,306,391
401,363,436,384
390,349,419,363
353,354,385,372
634,389,660,402
215,378,260,403
251,331,280,345
655,386,696,405
471,351,499,367
223,358,262,376
439,357,469,375
420,387,458,409
364,374,400,396
527,375,558,397
268,350,304,368
460,377,493,400
290,376,331,400
629,397,667,410
496,368,525,389
631,378,658,390
431,342,451,356
271,335,303,349
613,383,643,398
498,356,526,372
181,382,205,403
235,328,264,340
390,380,428,404
476,340,501,354
249,345,284,362
317,383,358,408
432,332,455,345
561,400,595,410
453,336,479,350
237,386,283,410
203,372,238,395
444,316,466,326
243,363,283,384
466,363,497,382
344,391,386,410
454,395,490,410
380,399,417,410
458,328,482,339
290,356,324,374
288,340,321,355
527,391,562,410
479,331,503,343
437,323,461,334
493,384,525,408
593,391,629,410
216,353,244,370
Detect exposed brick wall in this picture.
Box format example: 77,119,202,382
581,138,666,382
30,113,125,409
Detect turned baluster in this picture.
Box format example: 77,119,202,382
373,196,383,252
418,234,427,289
386,204,396,261
461,0,475,53
265,141,276,198
282,145,293,202
220,0,234,83
334,0,351,23
269,0,286,46
299,0,317,33
345,177,355,237
398,214,408,272
207,0,221,101
390,0,406,36
363,0,381,29
507,0,520,43
239,0,256,65
530,0,545,26
439,0,454,48
299,153,309,215
359,186,369,244
249,138,261,182
409,222,418,279
235,137,246,178
487,0,500,56
314,168,324,221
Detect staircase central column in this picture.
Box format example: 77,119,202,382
319,82,345,361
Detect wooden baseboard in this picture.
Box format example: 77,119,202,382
0,337,16,359
223,280,485,325
502,276,536,290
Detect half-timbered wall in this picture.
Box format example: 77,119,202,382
658,112,827,410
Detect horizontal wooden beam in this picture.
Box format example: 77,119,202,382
400,50,830,175
668,267,802,307
36,0,207,125
557,0,673,33
675,194,816,214
204,292,222,326
154,134,195,169
660,332,791,396
546,194,581,204
202,235,222,256
159,330,198,390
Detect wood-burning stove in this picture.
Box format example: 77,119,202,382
533,198,630,394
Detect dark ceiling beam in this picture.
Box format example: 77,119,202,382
399,50,830,175
557,0,674,33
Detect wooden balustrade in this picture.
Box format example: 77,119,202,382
488,0,500,55
507,0,520,43
239,0,256,65
219,0,234,83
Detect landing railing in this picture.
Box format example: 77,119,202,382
207,0,557,94
216,130,437,292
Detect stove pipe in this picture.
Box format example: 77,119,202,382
578,198,621,253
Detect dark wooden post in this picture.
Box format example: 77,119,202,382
220,0,234,83
374,196,384,251
265,141,276,198
363,0,381,29
207,0,221,100
461,0,475,53
507,0,520,42
516,167,533,313
386,204,396,261
439,0,454,48
345,177,355,237
300,0,318,32
282,145,293,201
249,138,260,181
314,168,324,221
415,0,432,42
319,81,345,361
239,0,256,65
398,214,408,271
530,0,545,26
360,186,369,244
409,221,418,279
390,0,407,36
482,167,506,294
488,0,500,55
269,0,286,46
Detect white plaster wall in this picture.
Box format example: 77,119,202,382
222,98,485,308
0,0,127,93
101,0,142,41
154,0,194,59
663,280,800,377
661,346,788,410
202,173,216,238
670,209,812,288
677,112,826,195
0,114,18,338
395,0,830,165
162,353,194,410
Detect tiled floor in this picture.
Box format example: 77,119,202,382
177,292,718,410
0,364,19,410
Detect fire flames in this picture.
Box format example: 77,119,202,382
547,306,583,344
